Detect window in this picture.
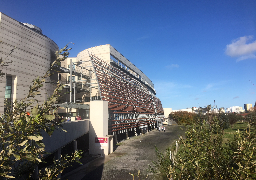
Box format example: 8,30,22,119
5,76,12,99
85,109,90,119
4,76,12,112
68,64,76,69
110,54,119,64
67,76,75,83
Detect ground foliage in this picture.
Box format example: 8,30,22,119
170,110,242,128
0,45,82,179
152,111,256,180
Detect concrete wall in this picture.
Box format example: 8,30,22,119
163,108,173,118
89,100,112,156
42,120,89,153
0,12,59,114
82,44,111,63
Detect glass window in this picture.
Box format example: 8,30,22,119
4,76,12,112
68,76,75,82
85,109,90,119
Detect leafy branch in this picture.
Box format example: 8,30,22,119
0,44,82,179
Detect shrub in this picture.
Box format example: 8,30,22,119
152,114,256,180
169,111,198,125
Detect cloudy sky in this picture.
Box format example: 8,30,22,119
1,0,256,109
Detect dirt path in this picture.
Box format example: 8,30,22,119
101,125,185,180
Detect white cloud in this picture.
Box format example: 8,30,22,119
165,64,179,69
203,83,216,92
225,36,256,61
202,81,229,92
204,84,214,91
237,54,256,61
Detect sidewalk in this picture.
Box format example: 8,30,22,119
62,125,184,180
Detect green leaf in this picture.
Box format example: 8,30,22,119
31,106,38,116
28,136,43,141
13,153,21,160
9,126,14,132
18,140,28,146
5,175,15,178
44,115,55,121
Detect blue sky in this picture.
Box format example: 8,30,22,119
1,0,256,110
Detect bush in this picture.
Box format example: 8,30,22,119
226,113,242,126
152,114,256,180
169,111,198,125
245,111,256,127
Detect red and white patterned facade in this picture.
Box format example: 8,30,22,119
76,44,163,134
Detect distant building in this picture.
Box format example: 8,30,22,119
226,106,244,113
0,12,59,114
244,104,253,112
172,108,193,113
163,108,172,118
219,107,225,113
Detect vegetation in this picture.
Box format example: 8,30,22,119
152,110,256,180
0,45,82,179
170,110,243,128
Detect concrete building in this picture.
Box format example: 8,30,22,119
172,108,193,113
244,104,253,112
0,12,59,114
60,44,164,155
163,108,172,118
226,106,244,113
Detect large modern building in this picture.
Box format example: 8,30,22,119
59,44,163,117
0,12,59,114
59,44,164,154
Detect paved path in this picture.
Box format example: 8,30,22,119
62,125,185,180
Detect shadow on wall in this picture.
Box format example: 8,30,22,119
39,120,97,179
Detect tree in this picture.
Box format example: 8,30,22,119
0,45,82,179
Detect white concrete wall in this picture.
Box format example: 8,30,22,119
42,120,89,153
163,108,173,118
77,44,111,64
89,100,110,155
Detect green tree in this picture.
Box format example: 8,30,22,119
0,45,82,179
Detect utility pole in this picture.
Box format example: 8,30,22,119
70,59,73,103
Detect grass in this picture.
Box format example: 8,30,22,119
223,121,251,144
